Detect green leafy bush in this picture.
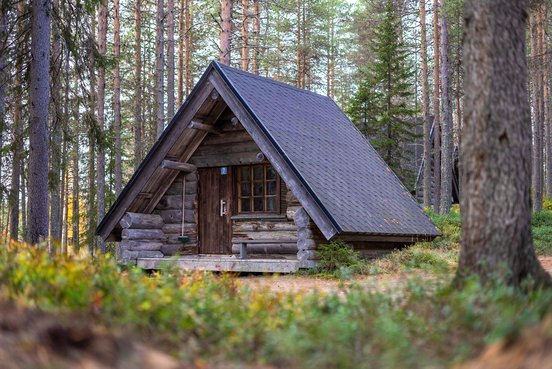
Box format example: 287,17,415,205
532,210,552,255
315,240,362,277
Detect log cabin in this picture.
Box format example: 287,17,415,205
96,61,440,273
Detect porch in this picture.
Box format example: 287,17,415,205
137,254,302,273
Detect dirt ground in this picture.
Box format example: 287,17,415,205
237,257,552,295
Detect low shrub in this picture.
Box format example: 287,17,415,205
532,210,552,255
315,240,363,277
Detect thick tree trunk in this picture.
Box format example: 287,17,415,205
432,0,441,213
167,0,175,119
241,0,249,71
28,0,51,244
420,0,431,209
114,0,122,196
439,0,452,214
96,0,107,254
252,0,260,74
220,0,232,65
0,5,6,241
134,0,143,169
457,0,550,287
156,0,165,138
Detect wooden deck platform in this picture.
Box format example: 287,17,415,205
137,255,301,273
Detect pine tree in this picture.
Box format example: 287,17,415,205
348,0,417,186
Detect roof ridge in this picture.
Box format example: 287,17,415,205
214,61,330,99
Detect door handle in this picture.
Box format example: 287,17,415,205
220,199,228,216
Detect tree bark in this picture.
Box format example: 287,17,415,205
530,7,543,211
432,0,441,213
28,0,51,244
439,0,453,214
252,0,260,74
72,76,80,251
220,0,232,65
420,0,431,209
185,0,193,95
49,0,62,249
9,1,24,241
296,0,302,87
134,0,143,169
114,0,122,196
178,0,185,105
457,0,550,287
167,0,176,119
156,0,165,138
241,0,249,71
542,2,552,198
96,0,107,254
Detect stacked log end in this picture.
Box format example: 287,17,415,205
120,213,166,263
293,207,324,268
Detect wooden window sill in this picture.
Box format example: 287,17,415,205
231,214,287,221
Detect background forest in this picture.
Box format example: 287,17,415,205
0,0,547,255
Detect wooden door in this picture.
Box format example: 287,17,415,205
198,167,233,254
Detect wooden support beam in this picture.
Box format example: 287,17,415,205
188,120,222,135
160,160,197,172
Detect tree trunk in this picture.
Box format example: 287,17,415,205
432,0,441,213
178,0,185,105
96,0,107,254
185,0,193,95
134,0,143,169
420,0,431,209
296,0,302,87
530,7,543,211
87,8,97,255
252,0,260,74
28,0,51,244
72,76,80,251
457,0,550,287
220,0,232,65
49,0,62,250
9,2,24,241
241,0,249,71
114,0,122,196
0,4,6,243
543,2,552,198
439,0,452,214
156,0,165,139
167,0,175,119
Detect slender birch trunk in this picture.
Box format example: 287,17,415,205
439,0,452,214
167,0,176,119
134,0,143,168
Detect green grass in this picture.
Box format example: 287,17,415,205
1,246,552,368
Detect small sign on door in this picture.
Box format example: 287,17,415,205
220,167,228,175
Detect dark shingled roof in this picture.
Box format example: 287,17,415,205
215,62,439,237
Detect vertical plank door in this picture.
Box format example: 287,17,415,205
198,167,233,254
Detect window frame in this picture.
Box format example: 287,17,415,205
235,164,281,214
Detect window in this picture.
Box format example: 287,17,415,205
237,164,280,213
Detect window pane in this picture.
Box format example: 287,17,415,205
239,167,250,181
253,182,264,196
254,197,264,211
253,165,264,180
240,183,251,196
266,166,276,180
241,198,251,212
266,197,276,211
266,180,276,195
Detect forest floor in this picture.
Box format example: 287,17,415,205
240,256,552,295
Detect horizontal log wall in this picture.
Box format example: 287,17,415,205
152,171,199,256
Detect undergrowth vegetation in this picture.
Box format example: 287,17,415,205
0,246,552,368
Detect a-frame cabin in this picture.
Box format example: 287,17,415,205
96,61,439,273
